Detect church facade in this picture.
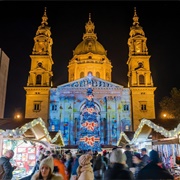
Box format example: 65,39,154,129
24,8,156,149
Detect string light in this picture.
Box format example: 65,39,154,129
117,118,180,145
0,117,65,147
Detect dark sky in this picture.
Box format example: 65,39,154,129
0,1,180,118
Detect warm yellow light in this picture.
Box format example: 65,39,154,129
17,114,20,118
14,113,22,120
163,113,167,117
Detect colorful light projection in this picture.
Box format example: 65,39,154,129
79,84,101,151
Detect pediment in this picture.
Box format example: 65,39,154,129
57,75,123,90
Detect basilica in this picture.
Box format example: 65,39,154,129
24,7,156,149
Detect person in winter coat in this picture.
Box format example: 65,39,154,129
0,150,17,180
76,154,94,180
132,153,145,179
137,149,174,180
70,150,83,180
31,155,63,180
64,152,74,180
93,154,106,180
124,144,134,169
104,148,134,180
140,148,150,166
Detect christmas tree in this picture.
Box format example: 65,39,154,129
79,83,101,152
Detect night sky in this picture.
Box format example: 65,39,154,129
0,1,180,118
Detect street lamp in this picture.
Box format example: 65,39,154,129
14,113,22,120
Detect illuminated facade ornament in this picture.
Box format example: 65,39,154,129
78,84,101,151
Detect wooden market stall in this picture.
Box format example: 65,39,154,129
150,118,180,173
117,118,180,176
0,117,65,179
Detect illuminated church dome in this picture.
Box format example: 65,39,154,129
73,13,107,56
68,13,112,82
73,37,107,56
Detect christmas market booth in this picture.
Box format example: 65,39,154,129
117,118,180,176
0,117,64,179
116,131,134,147
149,118,180,175
117,118,153,150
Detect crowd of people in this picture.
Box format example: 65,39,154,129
0,145,175,180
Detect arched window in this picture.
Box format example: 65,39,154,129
106,72,109,80
96,72,100,78
80,72,84,78
36,75,42,85
139,74,145,85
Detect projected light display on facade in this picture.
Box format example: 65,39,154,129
49,73,131,151
24,8,156,151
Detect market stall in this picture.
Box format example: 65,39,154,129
117,131,134,147
0,117,64,179
150,118,180,176
117,118,180,177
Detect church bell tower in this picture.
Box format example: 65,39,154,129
24,7,53,125
127,8,156,131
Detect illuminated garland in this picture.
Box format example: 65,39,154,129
0,117,64,147
117,118,179,146
131,118,170,144
51,130,65,146
169,123,180,137
117,132,131,145
19,117,51,141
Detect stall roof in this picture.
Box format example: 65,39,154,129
0,117,65,147
50,131,65,147
117,118,180,146
117,131,134,146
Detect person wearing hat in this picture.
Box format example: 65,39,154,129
76,154,94,180
104,148,134,180
137,149,174,179
70,150,83,180
102,150,109,170
31,156,63,180
132,153,145,179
